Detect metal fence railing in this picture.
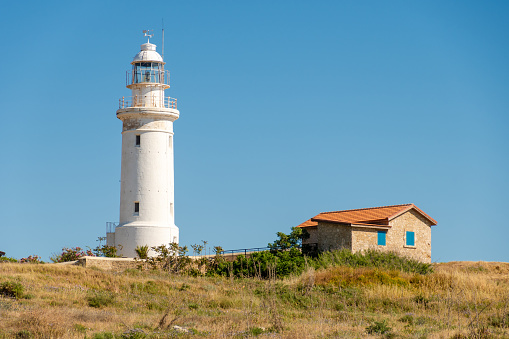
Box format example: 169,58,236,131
118,96,177,109
106,222,119,234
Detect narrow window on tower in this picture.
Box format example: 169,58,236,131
134,202,140,215
135,135,140,146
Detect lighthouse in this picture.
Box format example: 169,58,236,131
107,32,180,257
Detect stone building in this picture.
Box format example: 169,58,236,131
298,204,437,263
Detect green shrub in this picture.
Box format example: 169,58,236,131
121,329,146,339
399,314,414,325
489,312,509,328
74,324,88,333
134,245,149,259
366,320,392,335
51,247,95,263
0,281,24,299
15,330,32,339
0,257,18,263
310,249,433,275
92,332,115,339
248,327,265,336
94,245,119,258
87,290,115,308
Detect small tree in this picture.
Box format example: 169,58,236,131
268,227,309,251
146,243,191,274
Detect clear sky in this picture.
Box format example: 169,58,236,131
1,1,508,262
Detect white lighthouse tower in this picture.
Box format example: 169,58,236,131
107,31,180,257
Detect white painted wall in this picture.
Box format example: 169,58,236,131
115,108,179,257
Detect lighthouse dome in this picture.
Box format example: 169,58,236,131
132,42,163,63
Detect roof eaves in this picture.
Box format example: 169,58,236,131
311,217,351,225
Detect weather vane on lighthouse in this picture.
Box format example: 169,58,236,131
106,32,180,258
142,29,153,43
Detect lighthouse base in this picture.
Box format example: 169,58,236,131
110,225,179,258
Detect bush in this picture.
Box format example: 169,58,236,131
146,243,192,273
135,245,149,259
0,281,24,299
20,255,44,264
15,330,32,339
0,257,18,263
121,329,146,339
366,320,392,335
310,249,433,275
87,290,115,308
92,333,114,339
94,245,120,258
51,247,95,263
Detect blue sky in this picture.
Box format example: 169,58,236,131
1,1,508,262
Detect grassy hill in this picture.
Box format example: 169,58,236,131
0,259,508,338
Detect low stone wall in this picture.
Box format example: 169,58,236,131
76,256,140,270
76,253,250,271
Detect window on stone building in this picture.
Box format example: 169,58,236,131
134,202,140,215
377,231,386,246
135,135,140,146
406,231,415,246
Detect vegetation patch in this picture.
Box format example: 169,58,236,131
87,290,115,308
0,281,24,299
366,320,392,335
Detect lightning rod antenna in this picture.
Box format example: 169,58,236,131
162,19,165,61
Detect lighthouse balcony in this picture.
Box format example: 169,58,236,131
119,95,177,109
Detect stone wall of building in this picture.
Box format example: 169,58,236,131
316,222,352,252
387,209,433,263
351,227,381,253
302,227,318,245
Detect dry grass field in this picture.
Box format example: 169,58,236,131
0,260,508,338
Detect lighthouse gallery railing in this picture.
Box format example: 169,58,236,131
119,96,177,109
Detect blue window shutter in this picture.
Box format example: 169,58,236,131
406,231,415,246
377,231,386,246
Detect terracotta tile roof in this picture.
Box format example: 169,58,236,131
298,204,437,228
297,219,318,228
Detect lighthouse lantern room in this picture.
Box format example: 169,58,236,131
107,31,180,257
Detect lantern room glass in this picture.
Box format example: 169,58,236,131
133,62,162,84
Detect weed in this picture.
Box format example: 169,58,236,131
74,324,88,333
87,290,115,308
366,320,392,335
179,283,190,291
15,330,32,339
92,333,114,339
399,314,414,325
121,328,146,339
489,312,509,328
188,302,199,310
0,281,24,299
248,327,265,336
414,294,431,307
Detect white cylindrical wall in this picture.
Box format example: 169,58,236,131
116,109,179,258
115,225,179,258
